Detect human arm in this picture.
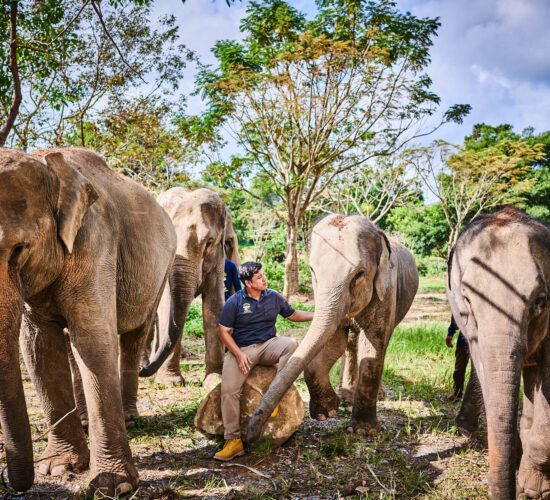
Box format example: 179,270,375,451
287,310,314,322
446,316,458,347
218,324,252,375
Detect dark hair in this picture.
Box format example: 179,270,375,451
239,261,262,284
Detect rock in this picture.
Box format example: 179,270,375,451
194,365,304,446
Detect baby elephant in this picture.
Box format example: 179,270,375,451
448,207,550,500
248,214,418,441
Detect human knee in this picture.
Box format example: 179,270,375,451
284,338,299,354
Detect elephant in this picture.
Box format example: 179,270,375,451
447,207,550,499
139,187,239,388
0,148,176,495
247,214,418,441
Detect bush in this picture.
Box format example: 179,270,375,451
183,300,203,337
414,255,446,277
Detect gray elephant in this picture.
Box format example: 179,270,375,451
140,188,239,388
0,148,176,495
247,214,418,441
447,207,550,499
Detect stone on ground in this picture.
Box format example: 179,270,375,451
194,365,304,446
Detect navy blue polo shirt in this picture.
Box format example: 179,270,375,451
219,288,295,348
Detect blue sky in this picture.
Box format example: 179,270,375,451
153,0,550,145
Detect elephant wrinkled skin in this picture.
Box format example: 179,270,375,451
447,207,550,500
0,148,176,495
247,214,418,441
140,188,238,388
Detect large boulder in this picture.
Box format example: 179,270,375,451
194,365,304,446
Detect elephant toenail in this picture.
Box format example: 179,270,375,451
328,409,337,417
38,463,50,475
316,414,326,421
346,426,354,434
116,482,134,495
356,428,365,436
51,465,68,476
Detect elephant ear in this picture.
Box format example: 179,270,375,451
374,232,392,301
44,152,99,254
224,208,240,266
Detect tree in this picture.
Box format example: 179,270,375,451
197,0,469,296
65,95,192,190
462,124,550,223
0,0,191,149
414,137,545,251
310,150,421,223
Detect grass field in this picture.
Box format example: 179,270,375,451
0,298,490,499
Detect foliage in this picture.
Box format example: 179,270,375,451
414,135,545,250
196,0,469,295
65,95,193,190
383,202,449,257
183,300,204,337
0,0,192,149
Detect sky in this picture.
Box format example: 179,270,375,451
153,0,550,145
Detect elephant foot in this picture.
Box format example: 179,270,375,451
346,416,380,436
87,469,139,497
337,387,354,405
124,407,140,428
38,444,90,476
155,371,185,386
517,457,550,499
203,372,221,392
310,390,341,420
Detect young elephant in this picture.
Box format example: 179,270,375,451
140,188,238,388
0,148,176,495
447,208,550,500
247,214,418,441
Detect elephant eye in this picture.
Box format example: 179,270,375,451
9,243,28,268
532,295,548,316
355,270,365,280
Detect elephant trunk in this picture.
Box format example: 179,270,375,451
247,293,343,443
477,334,523,500
139,255,200,377
0,284,34,491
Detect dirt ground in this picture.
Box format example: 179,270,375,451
0,290,490,499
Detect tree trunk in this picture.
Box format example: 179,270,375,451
283,218,299,298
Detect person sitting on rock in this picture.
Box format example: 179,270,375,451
214,261,313,461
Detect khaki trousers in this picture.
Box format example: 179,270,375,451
221,336,298,439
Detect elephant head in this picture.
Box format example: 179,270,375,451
447,208,550,499
0,149,97,491
247,214,392,442
140,188,227,376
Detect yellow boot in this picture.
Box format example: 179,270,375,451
213,439,245,461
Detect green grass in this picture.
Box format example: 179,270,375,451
384,322,457,400
418,276,447,294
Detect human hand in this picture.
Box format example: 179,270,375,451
236,351,252,375
446,336,453,348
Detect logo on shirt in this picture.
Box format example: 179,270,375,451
242,302,252,314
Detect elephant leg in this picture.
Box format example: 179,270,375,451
304,326,347,420
456,363,484,436
338,325,357,405
202,268,225,389
64,331,89,430
348,322,389,434
20,316,90,476
120,323,151,425
68,299,138,496
155,284,185,386
518,341,550,498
